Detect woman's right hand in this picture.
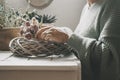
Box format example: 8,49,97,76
35,26,69,43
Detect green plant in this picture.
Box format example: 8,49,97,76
0,0,57,28
4,8,57,28
0,0,5,28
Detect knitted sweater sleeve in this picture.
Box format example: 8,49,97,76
67,0,120,80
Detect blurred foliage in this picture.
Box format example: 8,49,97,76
0,0,5,28
4,8,57,27
0,0,57,28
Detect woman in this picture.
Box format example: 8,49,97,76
36,0,120,80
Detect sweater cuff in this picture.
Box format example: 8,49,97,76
67,34,96,59
58,27,73,38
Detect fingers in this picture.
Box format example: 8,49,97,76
35,26,51,40
35,26,69,43
41,28,69,43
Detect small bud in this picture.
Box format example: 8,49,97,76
25,21,30,26
24,32,33,39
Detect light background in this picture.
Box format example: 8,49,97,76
5,0,86,30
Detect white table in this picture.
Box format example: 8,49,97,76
0,51,81,80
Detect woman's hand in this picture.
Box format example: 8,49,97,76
35,26,69,43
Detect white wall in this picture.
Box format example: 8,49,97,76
5,0,86,30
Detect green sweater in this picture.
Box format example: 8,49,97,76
67,0,120,80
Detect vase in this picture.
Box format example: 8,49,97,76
0,28,20,51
